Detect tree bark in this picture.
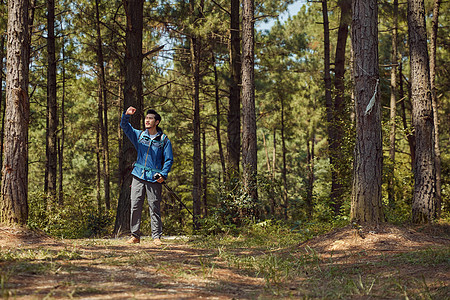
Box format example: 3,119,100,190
331,0,351,214
388,0,399,206
399,62,416,169
280,97,287,219
429,0,441,218
0,36,5,180
114,0,144,235
350,0,383,225
242,0,258,204
228,0,241,178
1,0,30,225
58,24,66,205
306,131,315,218
322,0,337,213
272,131,276,177
96,122,102,212
46,0,58,205
95,0,111,210
202,130,208,217
407,0,436,223
212,53,226,178
190,0,204,230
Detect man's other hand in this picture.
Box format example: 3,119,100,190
126,106,136,115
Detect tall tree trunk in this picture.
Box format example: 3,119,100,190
0,35,5,180
322,0,337,213
96,79,103,211
280,97,288,220
190,0,204,231
331,0,351,214
202,129,208,217
262,131,275,215
270,131,276,215
262,133,271,173
212,53,226,179
350,0,383,225
399,62,416,168
429,0,441,218
408,0,436,224
96,123,102,212
1,0,30,225
114,0,144,235
228,0,241,178
242,0,258,206
306,131,315,218
95,0,111,210
272,131,276,177
388,0,399,206
58,24,66,205
46,0,58,205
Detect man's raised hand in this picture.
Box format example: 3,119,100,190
126,106,136,115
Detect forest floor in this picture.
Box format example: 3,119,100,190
0,222,449,299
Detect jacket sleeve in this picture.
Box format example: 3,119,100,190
120,112,140,149
160,138,174,179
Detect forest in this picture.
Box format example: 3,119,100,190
1,0,450,298
0,0,449,237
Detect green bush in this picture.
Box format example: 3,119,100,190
28,190,114,238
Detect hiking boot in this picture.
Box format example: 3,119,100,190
153,238,162,246
126,236,140,244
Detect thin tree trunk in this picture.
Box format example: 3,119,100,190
28,0,37,46
1,0,30,225
228,0,241,178
242,0,258,206
331,0,351,214
191,36,201,229
95,0,111,210
429,0,442,218
96,122,102,212
212,53,226,179
271,131,276,215
58,23,66,205
399,62,416,168
408,0,436,223
262,130,275,216
388,0,399,206
202,130,208,217
322,0,338,213
262,133,271,172
46,0,58,205
350,0,383,225
190,0,203,230
272,131,276,177
97,80,104,211
114,0,144,235
0,36,5,180
306,131,315,218
117,85,123,188
280,97,288,220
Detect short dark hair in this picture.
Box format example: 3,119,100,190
146,109,161,123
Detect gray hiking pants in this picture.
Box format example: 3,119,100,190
130,176,163,239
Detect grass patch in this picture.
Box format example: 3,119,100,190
1,221,448,299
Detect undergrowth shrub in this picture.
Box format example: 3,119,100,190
86,211,115,237
28,191,114,238
198,178,261,235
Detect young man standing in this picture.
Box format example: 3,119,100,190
121,106,174,245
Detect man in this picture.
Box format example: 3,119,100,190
121,106,174,245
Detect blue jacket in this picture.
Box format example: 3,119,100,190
121,113,174,182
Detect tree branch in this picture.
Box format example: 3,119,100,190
143,44,165,58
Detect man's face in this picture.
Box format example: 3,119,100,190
145,114,159,129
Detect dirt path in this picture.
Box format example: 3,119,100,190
1,224,449,299
1,230,266,299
